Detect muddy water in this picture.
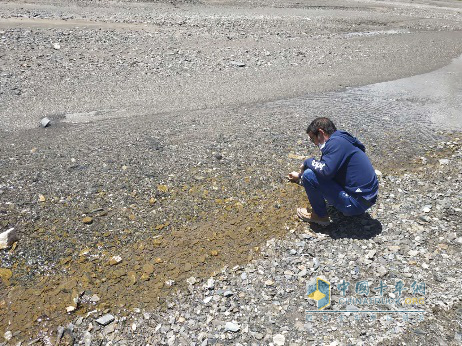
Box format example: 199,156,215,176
1,55,461,342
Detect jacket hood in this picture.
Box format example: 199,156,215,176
330,130,366,152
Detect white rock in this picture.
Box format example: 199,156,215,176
53,42,61,50
96,314,115,326
224,322,240,332
131,323,137,331
439,159,449,165
40,117,51,127
90,294,100,303
3,331,12,341
273,334,285,345
366,249,376,259
186,276,197,285
422,206,431,213
66,306,76,313
83,331,92,346
0,228,18,249
206,278,215,289
374,169,382,176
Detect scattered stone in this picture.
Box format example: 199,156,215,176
3,331,12,341
366,249,376,259
53,42,61,50
273,334,286,345
109,255,122,265
230,61,246,67
90,294,100,303
224,322,240,332
186,276,197,285
439,158,450,165
206,278,215,289
40,117,51,127
96,314,115,326
0,268,13,283
223,290,234,297
0,228,19,249
82,216,93,224
66,306,76,313
82,331,92,346
38,194,46,202
376,266,388,277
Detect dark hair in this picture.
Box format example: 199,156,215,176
306,117,337,136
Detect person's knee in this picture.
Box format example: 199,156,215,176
301,169,317,185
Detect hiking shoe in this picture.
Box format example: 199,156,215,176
297,208,331,226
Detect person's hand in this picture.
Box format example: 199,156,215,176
287,171,300,183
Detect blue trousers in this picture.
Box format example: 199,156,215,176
301,169,368,217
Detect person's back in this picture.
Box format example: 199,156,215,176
321,131,378,202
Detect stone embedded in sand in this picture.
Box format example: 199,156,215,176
142,263,155,275
38,194,46,202
0,228,19,250
0,268,13,283
186,276,197,285
184,263,192,271
210,250,219,256
154,257,163,264
149,197,157,205
3,331,12,341
66,306,76,313
157,184,168,193
140,273,150,281
127,271,137,285
128,214,136,221
82,217,93,224
90,294,100,303
109,255,122,265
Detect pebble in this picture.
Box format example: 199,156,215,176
109,255,122,265
223,290,234,297
224,322,240,332
90,294,100,303
40,117,51,127
273,334,285,345
0,228,18,249
96,314,115,326
230,61,246,67
3,331,12,341
439,158,449,165
82,216,93,224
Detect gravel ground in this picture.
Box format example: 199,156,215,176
0,0,462,344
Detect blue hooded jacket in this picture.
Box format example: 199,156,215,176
303,131,378,201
